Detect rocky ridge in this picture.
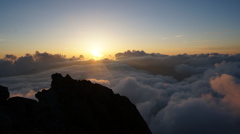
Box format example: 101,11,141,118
0,73,152,134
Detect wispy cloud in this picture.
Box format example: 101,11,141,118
175,35,184,38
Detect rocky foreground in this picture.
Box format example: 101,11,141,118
0,73,152,134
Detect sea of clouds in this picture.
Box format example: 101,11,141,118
1,50,240,134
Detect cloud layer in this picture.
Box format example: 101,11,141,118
0,51,85,77
1,50,240,134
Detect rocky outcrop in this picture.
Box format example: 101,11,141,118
0,85,9,102
0,85,11,134
0,73,152,134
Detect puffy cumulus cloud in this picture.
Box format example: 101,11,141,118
0,51,86,77
4,54,17,61
150,97,239,134
33,51,66,63
1,50,240,134
115,50,240,80
211,74,240,114
114,77,163,104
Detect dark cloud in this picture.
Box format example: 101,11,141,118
116,50,240,80
1,50,240,134
0,51,85,77
115,50,167,59
4,54,17,61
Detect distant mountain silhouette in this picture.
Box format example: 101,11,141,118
0,73,152,134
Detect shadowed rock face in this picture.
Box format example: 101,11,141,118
0,73,152,134
0,85,9,102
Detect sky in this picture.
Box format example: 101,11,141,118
0,0,240,58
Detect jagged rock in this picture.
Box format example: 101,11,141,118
0,73,152,134
0,85,9,101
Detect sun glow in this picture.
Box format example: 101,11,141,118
91,49,103,60
84,38,110,60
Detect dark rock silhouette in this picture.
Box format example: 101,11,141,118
0,85,9,102
0,73,152,134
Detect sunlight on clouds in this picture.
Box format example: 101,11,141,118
10,89,37,100
211,74,240,114
87,79,110,87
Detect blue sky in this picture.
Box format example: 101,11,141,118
0,0,240,58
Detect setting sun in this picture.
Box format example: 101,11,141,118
91,49,103,60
